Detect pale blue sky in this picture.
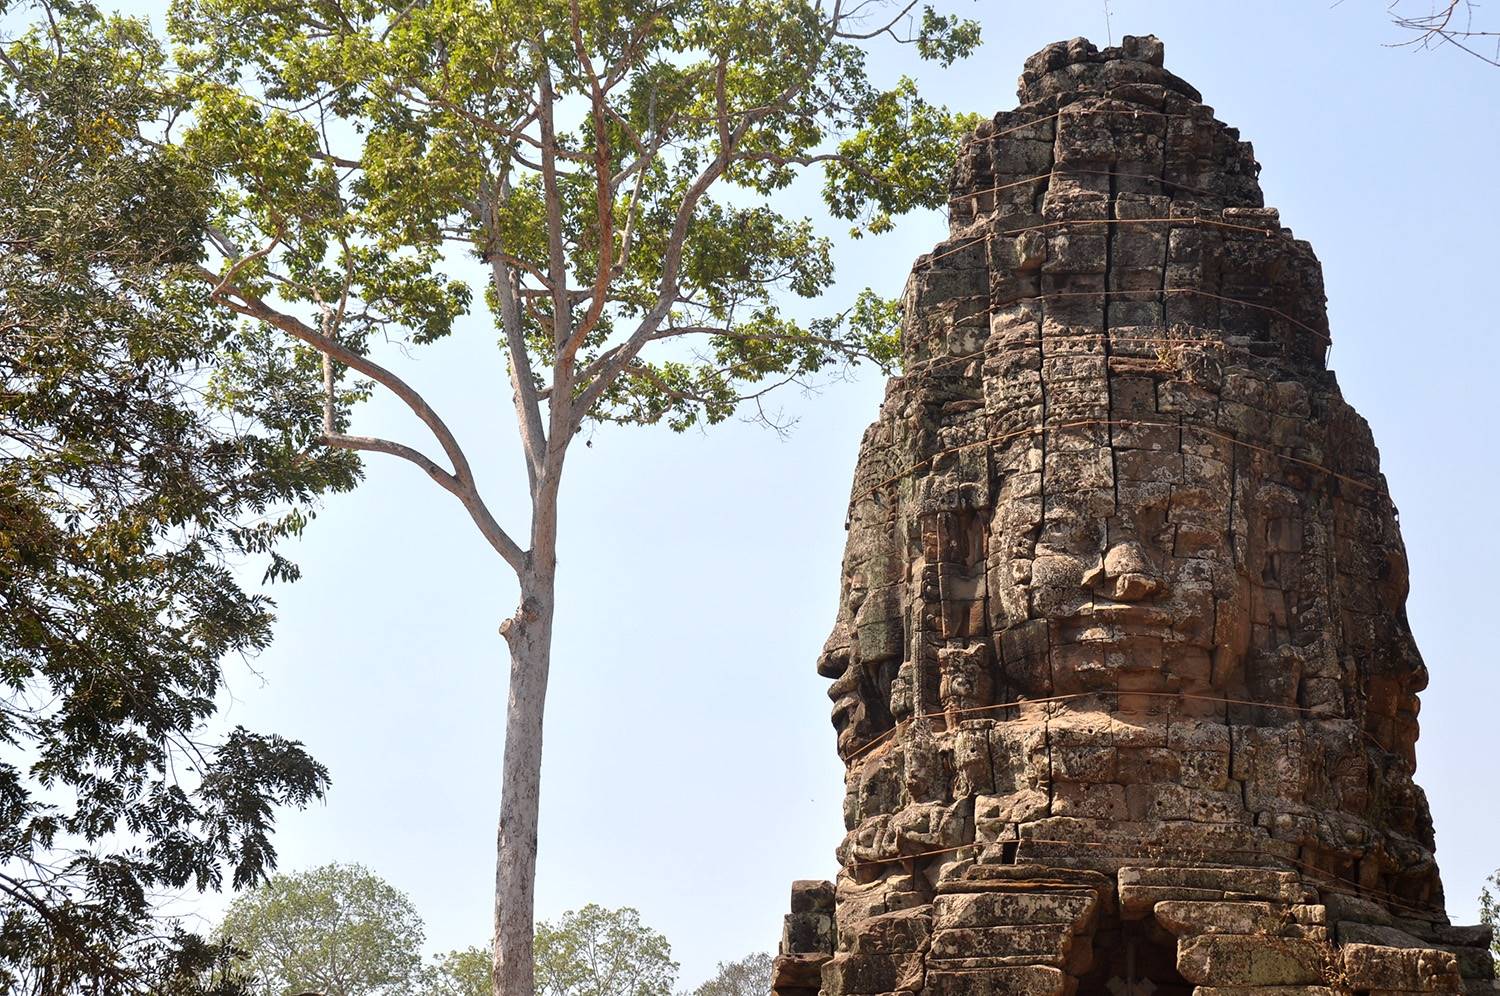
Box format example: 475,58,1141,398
144,1,1500,988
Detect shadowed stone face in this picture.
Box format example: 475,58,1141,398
775,35,1491,996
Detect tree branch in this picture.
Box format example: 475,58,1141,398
831,0,923,41
559,0,614,371
1389,0,1500,65
321,433,456,489
483,170,548,493
534,42,574,366
194,264,528,573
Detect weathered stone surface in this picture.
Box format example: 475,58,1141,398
849,907,933,955
924,966,1072,996
1193,989,1337,996
1155,900,1312,938
780,910,833,954
934,891,1096,930
821,952,925,994
789,878,836,913
930,923,1076,962
771,32,1491,996
1119,867,1310,918
770,952,825,990
1176,935,1327,986
1341,942,1463,992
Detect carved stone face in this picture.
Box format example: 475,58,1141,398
812,45,1436,913
780,38,1464,996
820,482,903,758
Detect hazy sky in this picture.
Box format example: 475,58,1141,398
138,1,1500,988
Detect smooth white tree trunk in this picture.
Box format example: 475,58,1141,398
493,556,556,996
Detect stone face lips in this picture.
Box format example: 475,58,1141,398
774,35,1494,996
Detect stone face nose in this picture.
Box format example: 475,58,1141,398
1083,541,1165,602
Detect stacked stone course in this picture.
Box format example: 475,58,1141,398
773,35,1494,996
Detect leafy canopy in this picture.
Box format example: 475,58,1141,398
689,951,773,996
216,863,425,996
534,904,677,996
420,947,491,996
168,0,981,442
0,1,350,991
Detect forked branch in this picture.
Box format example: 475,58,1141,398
195,264,528,572
1389,0,1500,66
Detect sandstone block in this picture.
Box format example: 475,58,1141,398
1154,899,1285,936
771,953,826,990
933,890,1096,930
820,952,925,995
1341,943,1462,992
924,965,1072,996
850,908,933,955
929,924,1075,964
1192,989,1337,995
1175,934,1328,986
781,911,833,954
790,879,835,913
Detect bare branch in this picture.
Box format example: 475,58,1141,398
831,0,922,41
310,150,363,169
321,433,459,489
1388,0,1500,66
321,431,537,580
208,230,282,298
613,93,662,275
483,169,548,492
194,264,528,572
534,43,574,368
559,0,614,372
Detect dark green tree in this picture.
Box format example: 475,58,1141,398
0,2,355,990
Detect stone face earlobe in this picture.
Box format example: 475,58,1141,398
773,34,1493,996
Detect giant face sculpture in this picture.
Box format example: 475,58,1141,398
793,38,1467,995
771,35,1493,996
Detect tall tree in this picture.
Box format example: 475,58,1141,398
0,1,348,991
534,905,675,996
163,1,981,991
216,863,425,996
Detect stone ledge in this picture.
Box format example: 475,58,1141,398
1176,934,1328,987
934,890,1097,930
925,965,1073,996
1341,942,1462,993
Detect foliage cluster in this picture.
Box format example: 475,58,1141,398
216,866,702,996
0,2,354,990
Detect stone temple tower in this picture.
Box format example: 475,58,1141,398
771,36,1494,996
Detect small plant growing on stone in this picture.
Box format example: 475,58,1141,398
1315,938,1355,995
